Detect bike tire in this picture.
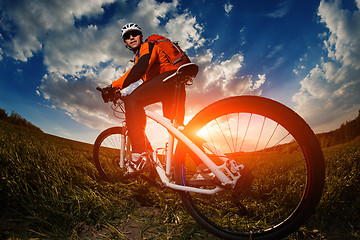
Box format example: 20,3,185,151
93,126,130,183
174,96,325,239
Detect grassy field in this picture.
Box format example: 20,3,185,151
0,120,359,239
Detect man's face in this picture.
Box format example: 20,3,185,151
123,30,142,50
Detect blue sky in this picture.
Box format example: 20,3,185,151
1,0,359,144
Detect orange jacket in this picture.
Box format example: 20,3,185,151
112,41,177,89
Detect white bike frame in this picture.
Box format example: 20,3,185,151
122,110,242,195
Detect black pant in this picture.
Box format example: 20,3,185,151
124,71,185,153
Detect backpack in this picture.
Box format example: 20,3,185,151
146,34,191,68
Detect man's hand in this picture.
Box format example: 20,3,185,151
99,85,119,103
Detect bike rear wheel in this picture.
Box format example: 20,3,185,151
93,127,131,182
174,96,325,239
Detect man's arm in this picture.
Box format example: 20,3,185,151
112,42,155,89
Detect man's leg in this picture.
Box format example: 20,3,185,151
162,82,186,125
124,71,176,153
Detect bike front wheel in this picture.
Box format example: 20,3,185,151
174,96,325,239
93,127,131,183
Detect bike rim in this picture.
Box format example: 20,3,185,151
95,131,129,182
179,111,311,236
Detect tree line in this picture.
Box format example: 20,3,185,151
1,107,359,148
317,109,360,148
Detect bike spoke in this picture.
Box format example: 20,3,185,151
240,113,252,152
254,116,266,151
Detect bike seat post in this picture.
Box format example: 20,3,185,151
171,80,185,127
165,79,185,175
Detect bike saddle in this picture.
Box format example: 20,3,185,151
163,63,199,83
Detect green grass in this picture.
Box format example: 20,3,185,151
0,119,359,239
307,140,360,239
0,120,215,239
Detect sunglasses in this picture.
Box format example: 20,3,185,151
123,30,141,40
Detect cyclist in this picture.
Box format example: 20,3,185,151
103,23,186,171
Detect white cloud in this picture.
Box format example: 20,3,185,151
0,0,204,76
254,74,266,89
1,0,265,131
186,53,264,111
43,23,128,75
293,0,360,132
39,69,119,129
0,33,3,53
165,14,205,50
0,0,115,62
266,0,291,19
224,3,233,15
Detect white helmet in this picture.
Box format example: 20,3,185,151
121,23,142,38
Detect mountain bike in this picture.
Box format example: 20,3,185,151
94,63,325,240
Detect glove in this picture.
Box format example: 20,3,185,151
100,84,118,103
